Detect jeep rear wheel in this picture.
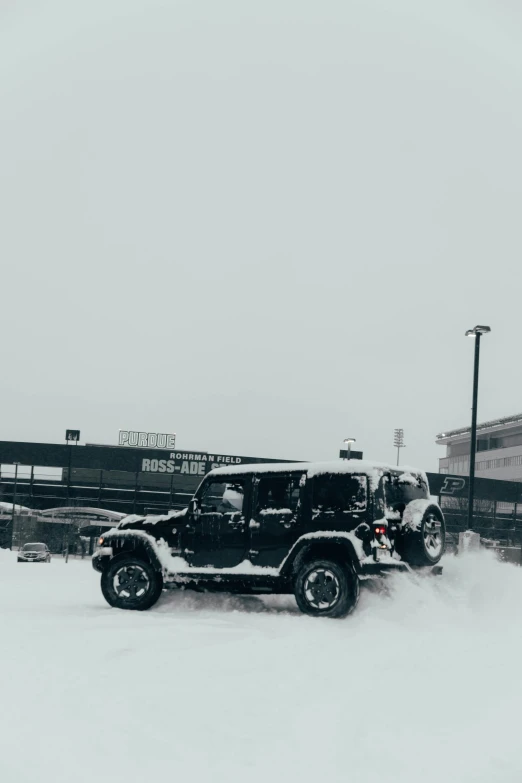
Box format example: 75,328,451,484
101,556,163,611
398,506,446,567
294,559,360,618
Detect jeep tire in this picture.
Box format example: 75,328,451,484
398,505,446,567
294,558,360,618
101,555,163,611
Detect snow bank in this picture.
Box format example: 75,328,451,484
1,549,522,783
0,501,31,513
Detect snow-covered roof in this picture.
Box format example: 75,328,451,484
436,412,522,442
208,459,424,480
0,502,31,514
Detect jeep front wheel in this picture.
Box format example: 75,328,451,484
101,556,163,611
294,559,360,618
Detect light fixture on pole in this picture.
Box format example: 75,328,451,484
343,438,356,460
465,325,491,530
393,429,405,466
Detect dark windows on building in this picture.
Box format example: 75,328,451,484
477,436,503,451
448,442,470,458
452,431,522,457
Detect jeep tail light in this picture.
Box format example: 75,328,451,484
374,526,386,536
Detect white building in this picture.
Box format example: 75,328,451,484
437,413,522,481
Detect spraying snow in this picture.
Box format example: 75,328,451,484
0,548,521,783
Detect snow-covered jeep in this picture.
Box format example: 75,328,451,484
93,460,445,618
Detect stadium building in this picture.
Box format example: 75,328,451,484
0,436,296,552
437,412,522,481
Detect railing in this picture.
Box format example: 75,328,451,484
440,496,522,547
0,474,190,516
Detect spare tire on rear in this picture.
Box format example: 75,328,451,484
396,502,446,567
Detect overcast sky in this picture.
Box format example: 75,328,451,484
1,0,522,470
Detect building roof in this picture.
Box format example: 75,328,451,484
436,412,522,443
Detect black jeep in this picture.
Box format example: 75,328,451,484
93,460,445,618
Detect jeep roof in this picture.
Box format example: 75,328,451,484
206,459,428,488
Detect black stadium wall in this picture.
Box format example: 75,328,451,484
0,440,294,517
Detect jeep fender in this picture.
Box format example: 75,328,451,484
104,535,163,573
280,534,363,578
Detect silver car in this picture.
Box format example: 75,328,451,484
17,542,51,563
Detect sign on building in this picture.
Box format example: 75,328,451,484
118,431,176,449
338,449,363,460
141,452,243,476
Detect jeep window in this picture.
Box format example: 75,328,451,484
200,481,245,515
312,474,368,513
256,475,302,513
385,473,428,513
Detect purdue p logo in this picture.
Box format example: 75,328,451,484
440,477,466,495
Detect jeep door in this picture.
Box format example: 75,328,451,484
249,473,304,567
187,477,250,568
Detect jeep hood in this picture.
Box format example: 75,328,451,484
117,507,187,530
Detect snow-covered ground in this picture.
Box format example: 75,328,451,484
1,549,522,783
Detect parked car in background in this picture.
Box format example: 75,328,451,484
18,542,51,563
93,460,446,618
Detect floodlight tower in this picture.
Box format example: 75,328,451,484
393,429,405,466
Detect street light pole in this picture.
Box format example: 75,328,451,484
12,462,20,549
465,325,491,530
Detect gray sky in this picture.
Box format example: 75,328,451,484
1,0,522,471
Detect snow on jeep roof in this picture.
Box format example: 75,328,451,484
208,460,427,488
